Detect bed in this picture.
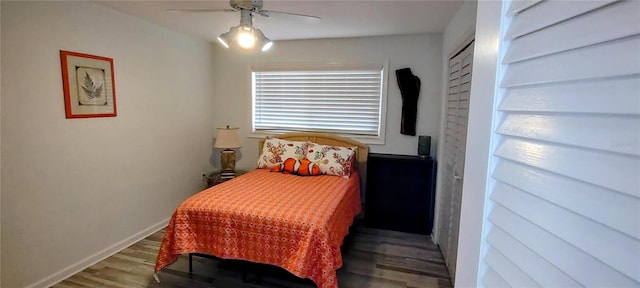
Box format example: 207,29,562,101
154,132,368,288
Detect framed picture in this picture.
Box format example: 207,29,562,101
60,50,117,118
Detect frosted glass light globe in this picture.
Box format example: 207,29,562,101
237,30,255,48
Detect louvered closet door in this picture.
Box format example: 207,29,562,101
438,40,474,279
482,0,640,287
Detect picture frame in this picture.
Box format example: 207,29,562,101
60,50,117,118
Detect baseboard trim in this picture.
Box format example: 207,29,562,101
25,217,170,288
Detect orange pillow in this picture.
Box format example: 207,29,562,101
297,159,321,176
270,158,321,176
282,158,298,174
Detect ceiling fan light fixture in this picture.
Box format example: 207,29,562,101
236,26,256,49
217,26,238,48
254,27,273,51
217,24,272,52
174,0,319,52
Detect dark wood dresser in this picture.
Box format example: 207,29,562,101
365,153,437,235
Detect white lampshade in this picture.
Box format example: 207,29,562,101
214,126,241,149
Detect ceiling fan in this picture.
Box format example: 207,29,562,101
169,0,321,52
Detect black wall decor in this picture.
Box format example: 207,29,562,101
396,68,421,136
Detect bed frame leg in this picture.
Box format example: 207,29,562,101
189,253,193,273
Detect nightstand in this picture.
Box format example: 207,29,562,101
206,170,247,187
206,172,222,187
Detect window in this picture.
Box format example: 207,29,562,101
251,64,386,144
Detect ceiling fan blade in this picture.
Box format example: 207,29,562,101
261,10,320,24
166,8,237,14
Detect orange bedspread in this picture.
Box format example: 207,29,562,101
155,169,361,288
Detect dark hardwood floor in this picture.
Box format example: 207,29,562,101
54,224,452,288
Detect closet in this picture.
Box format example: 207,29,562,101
437,40,474,279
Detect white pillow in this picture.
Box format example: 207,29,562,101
257,137,311,169
306,143,356,178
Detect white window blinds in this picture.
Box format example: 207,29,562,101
252,68,383,137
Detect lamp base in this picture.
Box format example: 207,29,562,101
220,149,236,173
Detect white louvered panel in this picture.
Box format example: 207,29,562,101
451,58,461,71
504,0,617,40
446,119,457,130
459,82,471,97
493,160,640,239
483,269,510,288
449,75,460,83
450,71,460,82
507,39,640,84
459,89,470,101
438,162,454,267
457,122,468,145
443,152,455,172
447,170,463,271
492,182,640,281
484,247,541,287
444,144,456,166
446,129,456,148
488,206,638,287
497,114,640,156
438,49,462,271
495,138,639,197
457,122,469,152
482,1,640,287
507,0,542,16
456,125,467,148
446,116,456,145
461,51,473,72
448,85,459,94
502,36,640,87
445,41,473,279
500,77,640,115
504,0,640,63
458,100,469,110
460,74,471,88
486,227,581,287
438,40,474,280
447,108,457,118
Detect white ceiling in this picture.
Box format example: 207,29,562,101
96,0,464,43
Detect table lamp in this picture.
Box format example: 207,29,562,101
214,126,241,172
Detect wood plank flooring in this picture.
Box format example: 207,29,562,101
54,224,452,288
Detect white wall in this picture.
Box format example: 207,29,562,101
1,2,216,287
442,1,478,60
433,0,477,243
210,34,443,171
0,3,3,286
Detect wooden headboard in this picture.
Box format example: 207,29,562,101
258,132,369,176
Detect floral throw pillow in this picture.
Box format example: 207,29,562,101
257,137,310,169
306,143,356,178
